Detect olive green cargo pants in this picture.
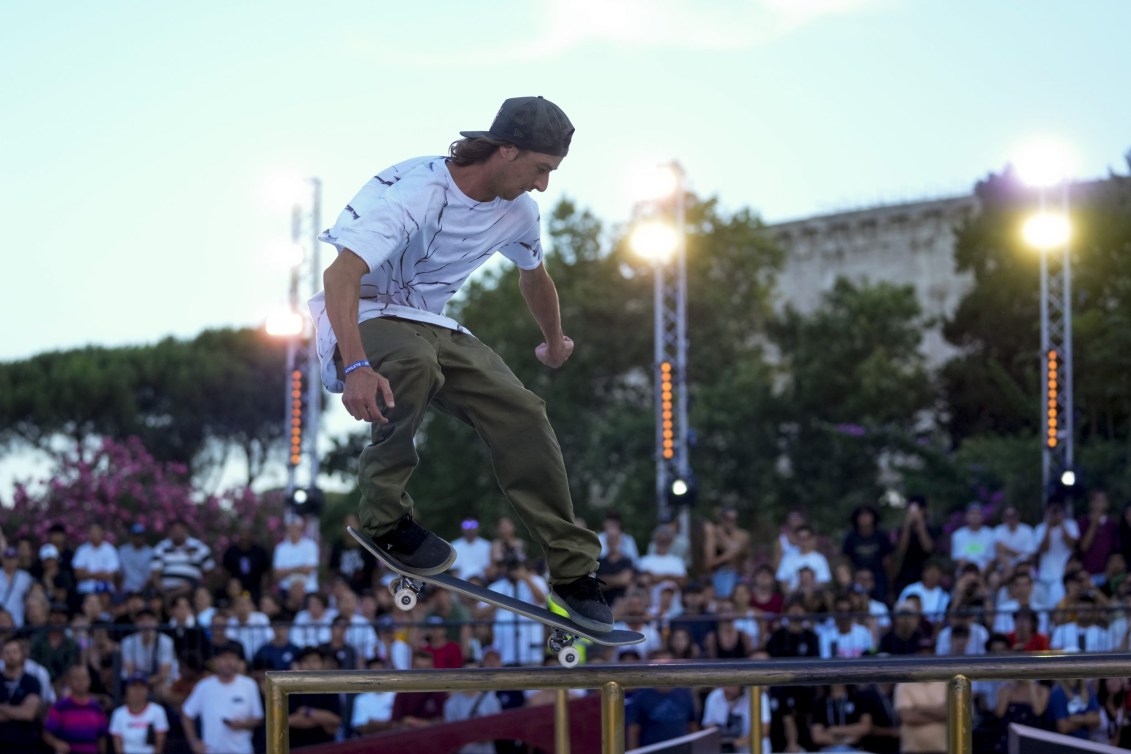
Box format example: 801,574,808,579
345,317,600,584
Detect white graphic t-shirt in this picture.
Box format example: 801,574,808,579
109,702,169,754
309,156,545,392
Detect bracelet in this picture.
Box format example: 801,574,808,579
343,359,370,375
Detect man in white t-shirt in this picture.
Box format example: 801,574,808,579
181,644,263,754
775,525,831,592
73,522,121,595
109,674,169,754
635,525,688,588
818,594,876,659
950,504,996,572
1034,501,1080,607
451,518,492,582
272,515,319,594
896,561,951,624
351,657,396,736
702,686,772,754
313,96,610,632
993,505,1036,568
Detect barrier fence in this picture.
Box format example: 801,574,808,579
266,651,1131,754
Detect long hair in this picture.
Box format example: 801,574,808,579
448,136,508,166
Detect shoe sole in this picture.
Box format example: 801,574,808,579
549,591,614,634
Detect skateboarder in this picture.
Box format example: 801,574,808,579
311,96,612,631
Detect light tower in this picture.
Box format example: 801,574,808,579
630,162,692,522
1018,140,1075,498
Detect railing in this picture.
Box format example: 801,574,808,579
265,652,1131,754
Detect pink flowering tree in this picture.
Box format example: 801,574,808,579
3,436,286,552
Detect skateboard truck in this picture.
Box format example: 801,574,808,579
389,575,422,610
548,629,581,668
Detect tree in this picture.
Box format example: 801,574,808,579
769,278,934,529
0,328,291,485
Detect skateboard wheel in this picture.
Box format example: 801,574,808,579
394,588,417,611
557,645,580,668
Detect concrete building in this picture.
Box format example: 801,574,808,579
767,194,979,366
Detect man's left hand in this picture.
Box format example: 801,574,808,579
535,336,574,368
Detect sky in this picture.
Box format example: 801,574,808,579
2,0,1129,491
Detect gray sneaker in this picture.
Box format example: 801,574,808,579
371,513,455,575
550,574,613,633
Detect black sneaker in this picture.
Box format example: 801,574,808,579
371,513,455,576
550,574,613,633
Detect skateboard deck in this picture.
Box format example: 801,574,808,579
348,526,643,665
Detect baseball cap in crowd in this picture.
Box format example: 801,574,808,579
1,547,16,558
125,672,150,686
426,615,445,627
215,641,243,657
460,96,574,157
39,544,59,560
130,523,146,535
895,601,918,615
481,646,501,660
461,518,479,531
376,615,396,632
657,580,679,593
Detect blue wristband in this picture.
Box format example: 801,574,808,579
343,359,370,376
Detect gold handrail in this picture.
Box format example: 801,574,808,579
265,652,1131,753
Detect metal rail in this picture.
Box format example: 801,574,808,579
265,652,1131,754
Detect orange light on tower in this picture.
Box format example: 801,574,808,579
1046,350,1059,449
289,368,304,466
660,361,674,460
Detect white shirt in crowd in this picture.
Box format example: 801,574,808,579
818,623,876,659
452,536,492,581
73,541,121,593
776,551,832,591
934,623,990,656
342,614,379,663
351,690,395,731
109,702,169,754
993,597,1051,635
636,553,687,583
993,523,1036,566
181,674,263,754
273,536,319,593
0,568,33,626
227,612,273,659
950,526,996,571
701,688,772,754
289,608,338,648
599,531,641,564
896,582,951,620
488,574,550,666
120,633,177,683
1050,623,1113,653
1033,519,1080,588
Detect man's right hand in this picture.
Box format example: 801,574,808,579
343,366,395,424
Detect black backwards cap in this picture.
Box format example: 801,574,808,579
460,96,574,157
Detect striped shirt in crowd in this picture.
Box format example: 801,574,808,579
150,536,215,590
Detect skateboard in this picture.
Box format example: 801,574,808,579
348,526,644,667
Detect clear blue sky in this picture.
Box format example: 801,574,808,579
2,0,1128,363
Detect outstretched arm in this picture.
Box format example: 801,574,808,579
519,263,573,368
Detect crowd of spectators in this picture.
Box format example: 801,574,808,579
0,489,1130,752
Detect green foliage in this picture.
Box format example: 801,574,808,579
769,279,935,531
0,328,291,485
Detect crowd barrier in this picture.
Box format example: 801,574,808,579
265,651,1131,754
